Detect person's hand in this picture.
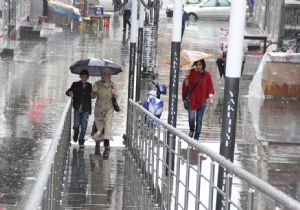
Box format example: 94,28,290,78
111,89,116,96
68,91,73,97
92,85,97,93
208,97,214,105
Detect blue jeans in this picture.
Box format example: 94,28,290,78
73,110,89,145
188,102,206,140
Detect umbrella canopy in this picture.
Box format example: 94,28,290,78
70,59,122,76
164,49,214,68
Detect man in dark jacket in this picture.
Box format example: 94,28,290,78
66,70,92,148
122,0,131,32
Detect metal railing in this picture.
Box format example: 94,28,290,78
25,99,72,210
126,99,300,210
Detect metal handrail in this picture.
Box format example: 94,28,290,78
127,99,300,210
25,99,72,210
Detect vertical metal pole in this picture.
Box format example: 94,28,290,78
135,3,145,101
8,0,11,36
225,174,232,210
151,126,155,194
144,120,149,177
84,0,88,17
129,0,138,100
126,0,138,139
174,140,181,210
141,115,146,175
184,147,190,210
195,153,203,210
50,164,54,210
167,139,173,209
147,121,152,183
247,188,255,210
155,126,161,204
161,129,168,210
71,19,74,32
166,0,182,173
127,103,132,150
208,162,216,210
138,110,144,170
138,110,143,169
217,0,247,208
133,107,138,155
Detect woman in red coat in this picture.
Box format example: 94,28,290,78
182,59,214,140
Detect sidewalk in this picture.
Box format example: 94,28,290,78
63,146,125,209
62,145,160,210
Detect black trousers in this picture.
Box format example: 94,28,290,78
123,10,131,30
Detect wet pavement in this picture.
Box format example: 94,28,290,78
0,13,299,209
64,146,125,210
0,17,129,208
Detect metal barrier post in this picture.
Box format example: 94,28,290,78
247,189,255,210
184,147,191,210
50,165,54,209
195,153,203,210
150,126,155,194
141,117,147,177
161,129,167,210
127,104,131,150
174,140,181,210
155,126,161,204
167,137,174,209
133,106,139,158
137,109,142,170
225,174,232,210
144,117,150,180
136,2,145,101
209,162,216,210
148,122,153,188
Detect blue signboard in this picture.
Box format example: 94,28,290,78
95,6,104,15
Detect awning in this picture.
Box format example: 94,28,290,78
285,0,300,7
48,0,82,21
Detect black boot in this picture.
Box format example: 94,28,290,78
95,141,101,156
188,131,194,138
103,139,110,159
104,139,110,150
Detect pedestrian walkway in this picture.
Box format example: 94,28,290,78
61,145,161,210
63,146,125,209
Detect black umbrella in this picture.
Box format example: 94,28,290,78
69,59,122,76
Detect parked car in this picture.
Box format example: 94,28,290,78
166,0,236,21
97,0,114,12
166,0,202,17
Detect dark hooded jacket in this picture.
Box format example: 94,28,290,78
66,81,92,114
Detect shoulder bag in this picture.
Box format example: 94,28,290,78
183,73,204,110
111,84,121,112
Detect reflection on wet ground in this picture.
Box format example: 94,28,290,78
64,146,125,210
0,13,299,209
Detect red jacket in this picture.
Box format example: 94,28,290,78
182,69,214,111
